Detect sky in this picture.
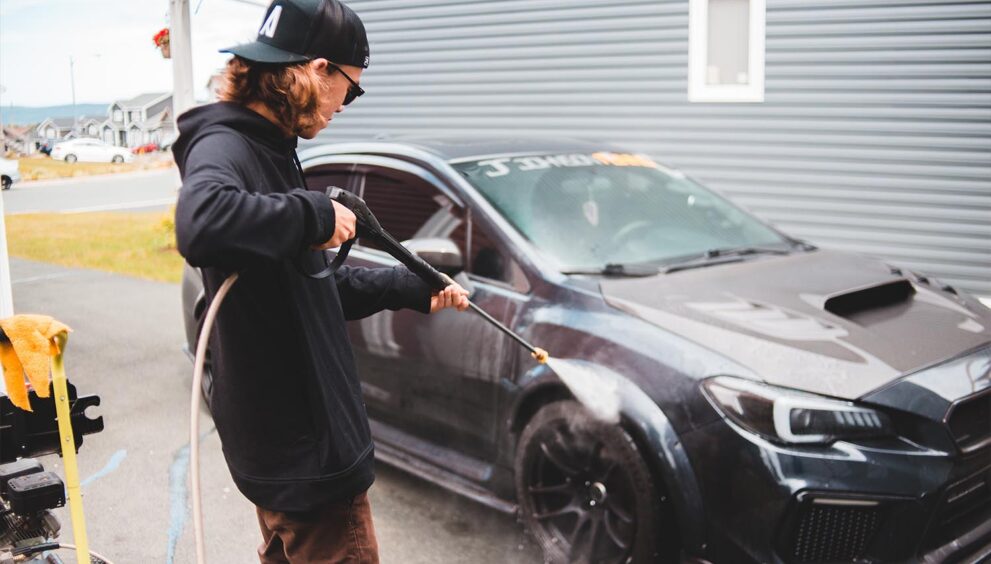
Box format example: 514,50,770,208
0,0,268,107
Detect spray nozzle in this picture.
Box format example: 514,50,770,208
531,347,549,364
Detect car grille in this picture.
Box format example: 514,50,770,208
787,500,881,562
946,389,991,453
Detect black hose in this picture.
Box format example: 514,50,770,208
11,542,60,557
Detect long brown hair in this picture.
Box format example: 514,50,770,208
218,56,327,137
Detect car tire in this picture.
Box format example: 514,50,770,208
1,176,10,190
112,155,124,164
515,400,678,564
64,154,77,163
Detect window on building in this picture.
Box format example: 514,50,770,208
113,110,123,122
688,0,765,102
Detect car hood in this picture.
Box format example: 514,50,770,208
600,250,991,399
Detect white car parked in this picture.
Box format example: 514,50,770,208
0,158,20,190
50,138,133,164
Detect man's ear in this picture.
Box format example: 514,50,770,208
309,58,329,74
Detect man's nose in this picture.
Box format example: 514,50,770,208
336,105,345,114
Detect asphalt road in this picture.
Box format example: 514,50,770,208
2,168,179,215
7,257,542,563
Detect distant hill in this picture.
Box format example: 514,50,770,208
0,104,110,126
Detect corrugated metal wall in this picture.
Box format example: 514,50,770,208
320,0,991,296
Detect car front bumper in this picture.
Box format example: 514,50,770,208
681,417,991,563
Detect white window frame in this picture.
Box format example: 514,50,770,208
688,0,766,103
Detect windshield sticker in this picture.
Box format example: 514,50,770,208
475,152,660,178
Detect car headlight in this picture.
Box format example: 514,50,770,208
701,376,894,444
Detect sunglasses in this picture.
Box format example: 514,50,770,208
327,62,364,106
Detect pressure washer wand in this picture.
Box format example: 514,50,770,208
328,188,549,364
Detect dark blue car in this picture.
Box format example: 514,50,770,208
183,137,991,563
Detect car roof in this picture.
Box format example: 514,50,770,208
310,135,631,162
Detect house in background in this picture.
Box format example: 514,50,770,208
321,0,991,297
78,116,104,139
35,117,75,142
101,92,175,148
1,125,38,155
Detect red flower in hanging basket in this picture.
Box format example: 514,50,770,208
153,28,170,47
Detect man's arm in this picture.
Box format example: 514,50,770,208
174,131,335,270
334,264,433,321
334,263,469,320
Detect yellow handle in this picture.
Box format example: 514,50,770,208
51,333,90,563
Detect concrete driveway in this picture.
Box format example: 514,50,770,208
7,258,540,563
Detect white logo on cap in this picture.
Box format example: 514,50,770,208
259,5,283,39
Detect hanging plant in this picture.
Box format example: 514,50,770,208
153,27,171,59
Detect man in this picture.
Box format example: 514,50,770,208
172,1,469,561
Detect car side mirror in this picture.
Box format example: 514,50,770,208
402,237,464,276
401,237,475,296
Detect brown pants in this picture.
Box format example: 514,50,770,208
255,492,380,563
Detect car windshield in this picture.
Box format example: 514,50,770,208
453,151,790,270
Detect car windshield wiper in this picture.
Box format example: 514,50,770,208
662,246,791,274
561,263,660,277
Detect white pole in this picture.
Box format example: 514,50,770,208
170,0,196,119
0,82,10,393
0,185,11,318
0,188,12,393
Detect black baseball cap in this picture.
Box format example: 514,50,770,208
221,0,369,68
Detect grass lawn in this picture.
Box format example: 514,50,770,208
4,211,183,283
16,155,174,182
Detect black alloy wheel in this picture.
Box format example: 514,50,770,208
1,176,10,190
515,401,675,564
64,154,77,163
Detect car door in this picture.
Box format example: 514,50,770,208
93,140,112,161
303,157,530,462
80,140,99,161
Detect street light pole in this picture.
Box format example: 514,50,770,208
69,56,77,134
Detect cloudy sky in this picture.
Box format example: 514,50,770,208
0,0,268,107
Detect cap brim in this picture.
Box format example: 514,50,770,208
220,41,311,64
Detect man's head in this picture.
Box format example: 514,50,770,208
218,0,368,139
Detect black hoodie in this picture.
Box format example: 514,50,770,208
173,102,432,512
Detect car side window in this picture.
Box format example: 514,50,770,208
463,219,529,292
304,163,360,194
357,167,451,252
306,163,528,292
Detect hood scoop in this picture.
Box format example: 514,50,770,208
823,279,915,320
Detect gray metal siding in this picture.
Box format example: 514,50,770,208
322,0,991,296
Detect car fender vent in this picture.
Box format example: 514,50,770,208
823,279,915,318
946,390,991,454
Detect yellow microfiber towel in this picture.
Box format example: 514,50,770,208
0,314,72,411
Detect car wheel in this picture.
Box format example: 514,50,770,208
199,355,215,411
112,155,124,164
1,176,10,190
515,400,677,564
64,154,77,163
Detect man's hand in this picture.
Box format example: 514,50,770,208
430,283,470,313
313,200,357,250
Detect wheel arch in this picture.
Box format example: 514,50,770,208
509,363,708,555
